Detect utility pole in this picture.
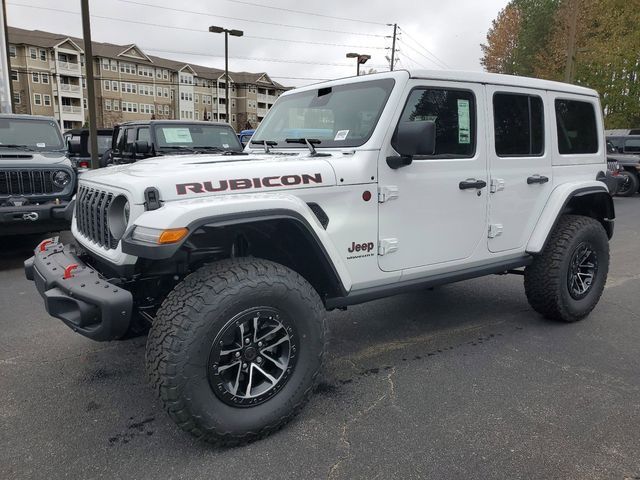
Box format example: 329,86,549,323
1,0,13,113
390,23,397,71
564,0,578,83
81,0,99,169
209,26,243,125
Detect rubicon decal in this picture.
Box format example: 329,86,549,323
176,173,323,195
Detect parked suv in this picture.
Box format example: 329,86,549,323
605,133,640,196
107,120,244,165
0,115,75,235
64,128,113,169
26,70,614,445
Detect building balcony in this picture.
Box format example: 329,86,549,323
257,108,268,117
257,93,267,102
57,61,81,75
61,105,83,114
267,95,278,103
60,83,81,93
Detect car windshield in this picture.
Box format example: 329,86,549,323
153,124,243,152
252,78,395,148
0,118,64,151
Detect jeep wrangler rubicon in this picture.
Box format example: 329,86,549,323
1,115,75,235
25,70,614,445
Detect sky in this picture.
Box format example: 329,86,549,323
5,0,509,87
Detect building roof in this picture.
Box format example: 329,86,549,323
8,26,287,88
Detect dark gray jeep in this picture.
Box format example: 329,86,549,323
0,115,75,235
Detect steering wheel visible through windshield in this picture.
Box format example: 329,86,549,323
252,78,395,148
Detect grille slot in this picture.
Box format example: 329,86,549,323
76,185,118,250
0,169,57,195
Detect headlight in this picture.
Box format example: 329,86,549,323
52,170,71,189
107,195,130,240
131,226,189,244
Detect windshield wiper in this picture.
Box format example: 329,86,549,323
285,138,328,157
250,139,277,154
194,146,247,155
160,145,200,154
0,144,36,152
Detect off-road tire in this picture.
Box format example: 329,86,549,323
524,215,609,322
145,258,327,446
616,170,639,197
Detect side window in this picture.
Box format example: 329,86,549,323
493,93,544,156
124,128,136,153
137,127,150,143
115,128,125,153
623,138,640,153
555,99,598,154
397,88,476,157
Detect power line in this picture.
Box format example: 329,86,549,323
116,0,386,38
397,40,446,70
222,0,387,26
397,27,450,69
7,3,385,50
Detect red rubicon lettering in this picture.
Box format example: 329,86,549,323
175,173,323,195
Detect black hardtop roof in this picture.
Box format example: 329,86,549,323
116,120,233,129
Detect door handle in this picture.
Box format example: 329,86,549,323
527,175,549,184
459,179,487,190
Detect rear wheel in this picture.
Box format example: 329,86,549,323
524,215,609,322
145,258,326,445
616,170,639,197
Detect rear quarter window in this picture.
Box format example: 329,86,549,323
555,99,598,154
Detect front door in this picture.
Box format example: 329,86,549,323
486,86,553,252
378,81,488,272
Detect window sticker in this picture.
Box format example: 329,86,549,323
36,142,46,147
334,129,349,141
162,127,192,143
457,99,471,144
222,143,229,148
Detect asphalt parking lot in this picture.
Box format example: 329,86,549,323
2,198,640,480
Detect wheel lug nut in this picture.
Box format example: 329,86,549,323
242,363,248,369
257,357,262,363
235,352,241,357
245,338,250,344
258,341,263,347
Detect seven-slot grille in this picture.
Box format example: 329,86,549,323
0,169,58,196
76,185,119,250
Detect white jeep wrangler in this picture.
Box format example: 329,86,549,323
26,70,614,445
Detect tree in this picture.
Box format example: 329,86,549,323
481,3,521,74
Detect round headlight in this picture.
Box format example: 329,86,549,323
52,170,71,189
108,195,130,240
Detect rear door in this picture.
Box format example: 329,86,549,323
486,87,552,252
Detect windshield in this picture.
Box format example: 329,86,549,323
153,124,243,152
252,78,395,148
0,118,64,151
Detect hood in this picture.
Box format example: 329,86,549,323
0,150,71,167
80,152,337,203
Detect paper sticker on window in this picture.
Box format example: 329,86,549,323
334,130,349,141
36,142,46,148
222,143,229,148
457,99,471,144
162,127,192,143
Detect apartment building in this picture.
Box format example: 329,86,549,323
7,27,288,132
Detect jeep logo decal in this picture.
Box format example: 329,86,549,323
348,242,375,253
176,173,323,195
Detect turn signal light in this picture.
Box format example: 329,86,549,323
158,228,189,244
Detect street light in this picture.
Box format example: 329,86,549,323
346,52,371,76
209,25,243,124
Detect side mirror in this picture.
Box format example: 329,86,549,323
387,120,436,169
134,140,150,155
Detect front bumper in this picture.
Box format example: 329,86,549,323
24,238,133,341
0,199,74,235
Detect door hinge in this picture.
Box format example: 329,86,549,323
378,238,399,256
488,224,504,238
490,178,505,193
378,185,399,203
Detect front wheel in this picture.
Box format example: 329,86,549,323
145,258,326,445
524,215,609,322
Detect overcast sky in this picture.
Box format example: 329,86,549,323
6,0,508,87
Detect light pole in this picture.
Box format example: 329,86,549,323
209,26,243,124
346,52,371,76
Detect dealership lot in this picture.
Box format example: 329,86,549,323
1,198,639,480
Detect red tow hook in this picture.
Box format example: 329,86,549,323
38,239,54,252
63,264,79,279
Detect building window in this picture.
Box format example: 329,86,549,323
493,93,544,157
164,105,169,115
195,94,199,103
157,86,162,97
30,47,37,59
111,60,117,71
32,72,40,83
113,100,120,111
104,80,110,90
34,93,42,105
13,92,20,104
396,88,476,157
9,45,16,58
195,110,199,120
555,99,598,155
43,94,51,106
105,99,112,111
102,59,109,70
41,73,49,84
82,78,87,89
112,80,118,91
10,70,18,81
39,49,47,61
232,114,236,123
83,98,88,109
164,88,169,98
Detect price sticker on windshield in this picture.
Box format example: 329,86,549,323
334,130,349,141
